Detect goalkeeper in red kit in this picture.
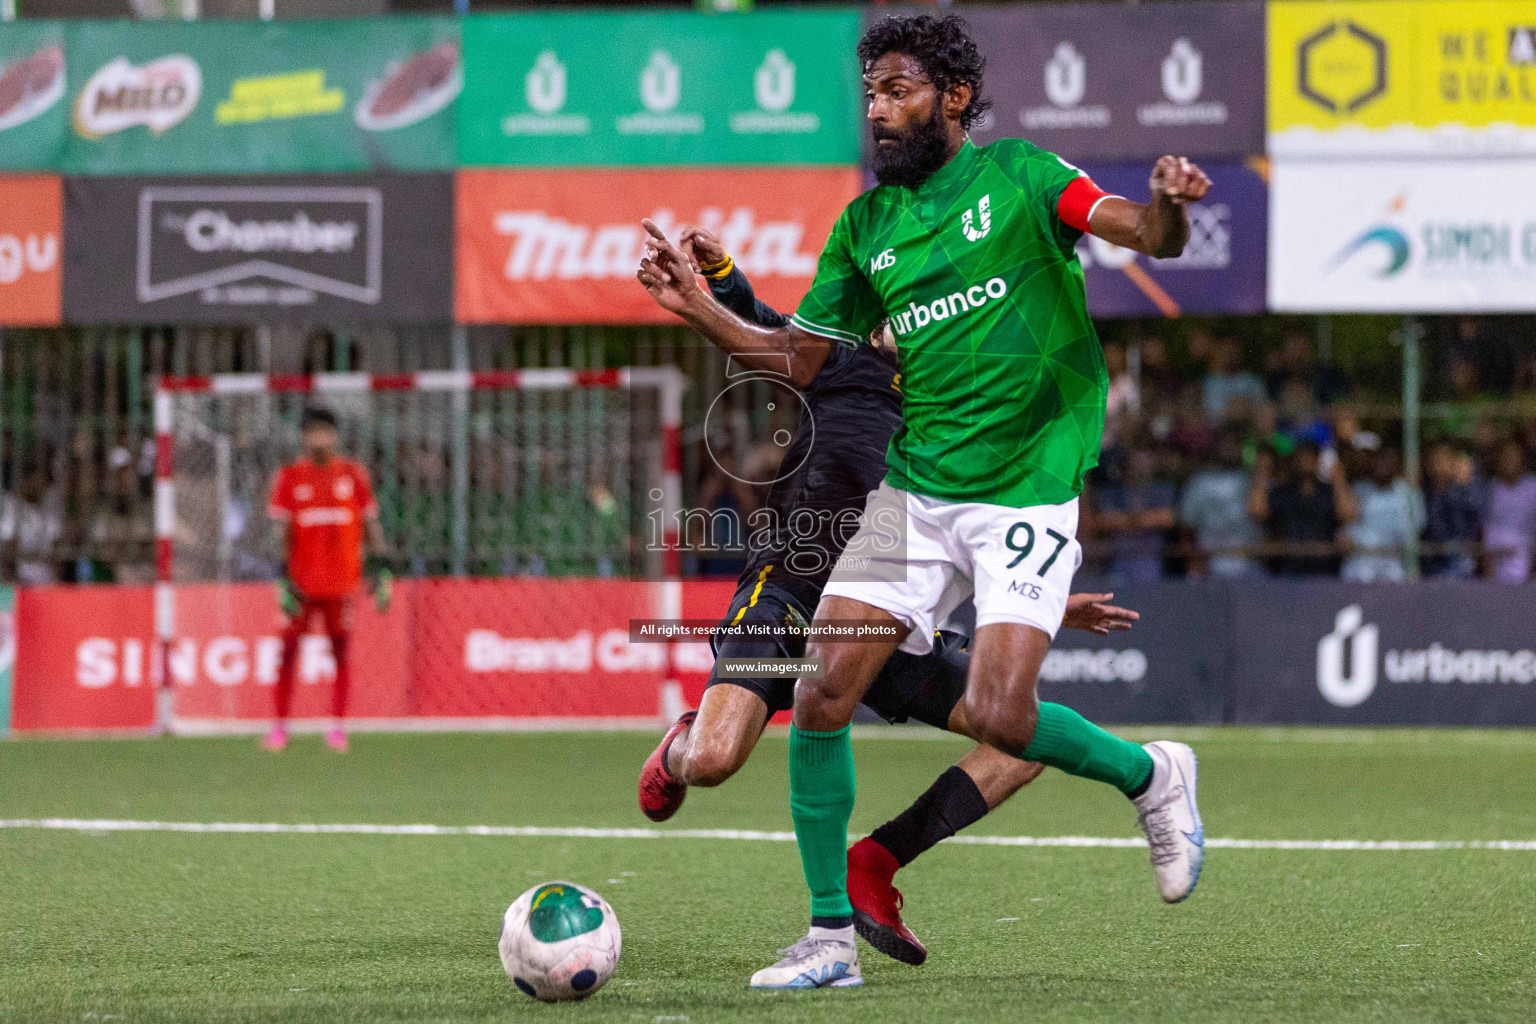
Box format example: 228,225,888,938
262,408,391,752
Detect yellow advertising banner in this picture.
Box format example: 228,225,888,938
1269,0,1536,157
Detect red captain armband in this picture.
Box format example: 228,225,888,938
1056,174,1119,233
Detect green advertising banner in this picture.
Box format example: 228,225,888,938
458,10,863,166
63,17,460,175
0,21,68,171
0,585,13,736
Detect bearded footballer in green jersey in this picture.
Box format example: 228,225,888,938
638,14,1212,989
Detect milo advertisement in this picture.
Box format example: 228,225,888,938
64,17,460,175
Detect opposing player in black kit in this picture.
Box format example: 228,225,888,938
637,222,1138,964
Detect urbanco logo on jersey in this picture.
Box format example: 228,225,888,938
889,277,1008,338
960,194,991,242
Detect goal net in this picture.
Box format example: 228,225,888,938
152,369,687,733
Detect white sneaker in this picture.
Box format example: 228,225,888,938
749,931,863,989
1133,740,1205,903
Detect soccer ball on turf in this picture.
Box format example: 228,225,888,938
499,880,622,1002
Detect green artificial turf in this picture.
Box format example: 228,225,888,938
2,727,1534,1023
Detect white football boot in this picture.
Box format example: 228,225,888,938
1132,740,1205,903
749,930,863,989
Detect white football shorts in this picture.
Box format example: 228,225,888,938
822,481,1082,655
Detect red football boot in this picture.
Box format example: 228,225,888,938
848,837,927,965
638,711,695,822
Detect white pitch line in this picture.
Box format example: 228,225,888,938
2,819,1534,851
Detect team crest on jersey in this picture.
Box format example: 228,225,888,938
333,477,354,500
294,484,314,501
961,195,991,242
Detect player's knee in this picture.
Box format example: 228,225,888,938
965,690,1040,758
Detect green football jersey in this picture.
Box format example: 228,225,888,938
792,138,1107,508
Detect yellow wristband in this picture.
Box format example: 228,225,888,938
699,254,734,279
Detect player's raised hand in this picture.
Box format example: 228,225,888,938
677,224,726,273
637,218,705,316
1062,592,1140,635
1149,156,1212,206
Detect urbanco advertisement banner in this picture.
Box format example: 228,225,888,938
1077,161,1267,318
63,17,460,175
1269,0,1536,158
0,175,63,327
63,173,454,325
0,22,67,171
1269,160,1536,312
871,2,1266,164
455,167,861,325
1228,581,1536,725
458,10,862,166
1035,580,1228,724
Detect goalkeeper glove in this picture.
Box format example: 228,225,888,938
366,558,393,614
275,576,302,618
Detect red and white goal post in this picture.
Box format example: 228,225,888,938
151,368,695,735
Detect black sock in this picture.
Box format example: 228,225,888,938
868,765,990,868
811,915,853,930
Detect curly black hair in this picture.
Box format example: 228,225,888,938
857,14,991,131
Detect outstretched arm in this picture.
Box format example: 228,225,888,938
678,224,790,329
1077,156,1211,259
637,220,832,387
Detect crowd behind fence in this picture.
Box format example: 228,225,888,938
2,316,1535,585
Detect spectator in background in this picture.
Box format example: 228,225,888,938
1095,445,1176,580
1249,441,1357,575
1202,337,1268,422
1179,427,1261,578
1168,382,1215,466
695,450,757,577
1277,377,1333,449
0,461,61,585
1136,335,1182,412
1101,341,1140,453
1267,330,1350,407
1342,447,1425,583
1421,441,1481,579
1482,439,1536,583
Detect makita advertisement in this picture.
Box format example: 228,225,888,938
63,173,453,325
455,167,860,324
1078,161,1267,318
880,2,1266,163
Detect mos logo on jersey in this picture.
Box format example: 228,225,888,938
869,248,895,274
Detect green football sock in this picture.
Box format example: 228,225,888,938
1023,702,1153,797
788,724,856,920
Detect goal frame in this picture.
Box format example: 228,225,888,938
151,368,686,732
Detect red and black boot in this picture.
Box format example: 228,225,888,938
638,711,695,822
848,836,928,965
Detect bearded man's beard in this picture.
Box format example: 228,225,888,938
870,106,952,189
